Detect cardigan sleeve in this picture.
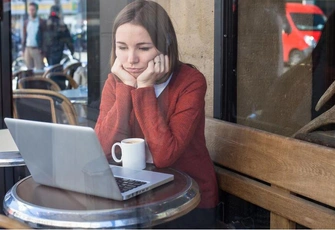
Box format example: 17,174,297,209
131,68,207,168
94,74,135,158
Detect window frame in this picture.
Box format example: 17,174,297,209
213,0,237,122
0,0,12,129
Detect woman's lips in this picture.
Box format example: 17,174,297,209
125,68,144,74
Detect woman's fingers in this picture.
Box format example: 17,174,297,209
154,55,161,64
154,55,162,72
154,54,167,74
164,55,169,74
137,54,169,87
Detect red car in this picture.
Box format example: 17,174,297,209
282,3,327,65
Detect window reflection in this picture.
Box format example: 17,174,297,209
283,3,326,66
236,0,286,132
290,13,326,31
11,0,87,71
9,0,215,129
10,0,90,126
236,0,335,142
310,9,335,120
230,3,335,228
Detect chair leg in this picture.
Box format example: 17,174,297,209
0,214,31,229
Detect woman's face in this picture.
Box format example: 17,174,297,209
115,23,159,78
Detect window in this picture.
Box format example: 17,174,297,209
2,1,219,227
235,0,335,140
290,13,326,31
223,1,335,227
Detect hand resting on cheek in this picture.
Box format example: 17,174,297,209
111,58,137,88
137,54,170,88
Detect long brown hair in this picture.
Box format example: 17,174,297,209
110,0,180,77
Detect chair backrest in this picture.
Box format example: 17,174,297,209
63,61,82,78
18,76,61,91
46,72,78,90
0,214,31,229
73,66,88,86
42,64,64,78
13,89,78,125
12,69,34,80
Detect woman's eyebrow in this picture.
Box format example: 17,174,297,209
137,42,153,46
115,41,153,46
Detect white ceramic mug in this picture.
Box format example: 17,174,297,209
111,138,146,170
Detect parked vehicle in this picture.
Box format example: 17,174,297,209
282,3,326,66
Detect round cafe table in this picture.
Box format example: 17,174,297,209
59,86,88,104
0,129,26,216
0,129,24,167
3,166,200,229
0,151,24,167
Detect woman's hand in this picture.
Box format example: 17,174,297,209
137,54,169,88
111,58,137,87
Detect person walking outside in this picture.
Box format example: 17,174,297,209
41,5,74,66
22,2,46,70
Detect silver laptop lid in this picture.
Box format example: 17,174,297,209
4,118,123,200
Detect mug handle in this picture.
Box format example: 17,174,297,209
111,142,122,163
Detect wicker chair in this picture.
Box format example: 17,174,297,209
46,72,78,90
0,214,31,229
12,69,35,89
13,89,78,125
18,76,61,91
12,69,34,80
63,61,82,78
42,63,64,78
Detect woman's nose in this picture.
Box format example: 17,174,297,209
128,51,139,64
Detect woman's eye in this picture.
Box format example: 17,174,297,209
139,47,151,51
118,46,127,50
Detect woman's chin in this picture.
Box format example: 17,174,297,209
128,73,140,79
124,68,144,79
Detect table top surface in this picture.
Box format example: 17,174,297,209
59,87,88,100
4,166,200,228
0,129,24,167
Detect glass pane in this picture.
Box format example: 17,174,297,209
7,0,218,228
236,0,335,146
290,12,326,31
10,0,216,126
11,0,90,125
231,3,335,228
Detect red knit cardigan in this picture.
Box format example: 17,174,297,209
95,64,218,208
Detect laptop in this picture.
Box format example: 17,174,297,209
4,118,174,200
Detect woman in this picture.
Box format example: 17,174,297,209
95,0,218,228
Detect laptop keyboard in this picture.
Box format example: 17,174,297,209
115,177,147,193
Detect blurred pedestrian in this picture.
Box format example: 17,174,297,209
22,2,46,70
41,5,74,66
11,29,21,61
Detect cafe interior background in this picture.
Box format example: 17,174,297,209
1,0,335,228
